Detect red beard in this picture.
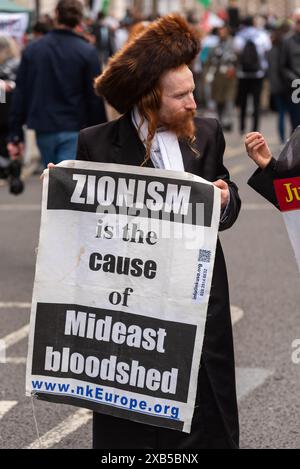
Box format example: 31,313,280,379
163,110,196,140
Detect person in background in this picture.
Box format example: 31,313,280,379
201,28,220,111
32,15,54,39
233,16,271,133
76,16,97,45
205,25,237,131
92,11,114,65
267,23,291,144
280,9,300,131
7,0,107,167
0,37,20,160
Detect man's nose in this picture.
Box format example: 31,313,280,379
185,93,197,111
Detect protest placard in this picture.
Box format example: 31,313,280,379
26,160,221,433
0,13,28,41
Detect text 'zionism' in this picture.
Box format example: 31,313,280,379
47,168,214,227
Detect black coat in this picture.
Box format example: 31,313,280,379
248,157,300,209
76,112,241,449
280,32,300,92
9,29,107,142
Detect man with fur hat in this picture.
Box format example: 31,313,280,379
76,14,241,449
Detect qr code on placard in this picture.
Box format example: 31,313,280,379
198,249,211,263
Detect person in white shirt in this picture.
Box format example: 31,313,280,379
233,16,272,133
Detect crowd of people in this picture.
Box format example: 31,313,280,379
194,10,300,140
1,3,300,169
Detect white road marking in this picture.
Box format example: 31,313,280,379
3,357,27,364
229,164,247,176
225,147,244,160
231,312,273,401
24,366,271,448
0,306,242,364
0,304,242,361
0,307,30,363
0,204,40,211
0,323,29,350
0,401,18,420
0,304,243,363
236,367,274,401
0,301,266,447
0,340,5,363
0,302,31,308
231,305,244,325
26,408,92,449
242,203,274,210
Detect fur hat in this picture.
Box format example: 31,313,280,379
94,14,200,114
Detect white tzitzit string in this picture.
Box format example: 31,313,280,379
30,395,42,449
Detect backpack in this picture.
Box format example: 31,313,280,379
240,40,261,73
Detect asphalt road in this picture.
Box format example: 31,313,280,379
0,113,299,449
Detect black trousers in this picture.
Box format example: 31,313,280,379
0,126,9,159
92,364,239,449
288,99,300,132
237,78,264,133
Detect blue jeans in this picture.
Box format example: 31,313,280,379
36,131,78,168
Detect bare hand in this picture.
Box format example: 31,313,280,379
213,179,229,209
245,132,272,169
40,162,55,180
7,142,24,160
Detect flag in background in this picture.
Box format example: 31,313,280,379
102,0,110,15
197,0,212,9
91,0,110,19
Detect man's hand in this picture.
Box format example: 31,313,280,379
213,179,229,210
40,163,55,180
7,142,24,160
245,132,272,169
